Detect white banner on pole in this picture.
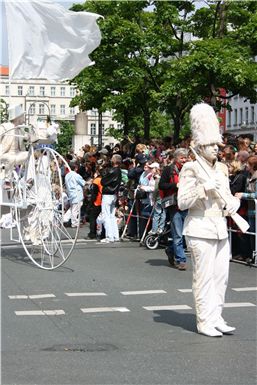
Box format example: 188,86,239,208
5,0,102,81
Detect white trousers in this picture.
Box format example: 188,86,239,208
186,236,230,330
101,194,119,241
70,201,82,227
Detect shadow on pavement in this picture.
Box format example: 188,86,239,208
145,258,171,267
153,310,197,333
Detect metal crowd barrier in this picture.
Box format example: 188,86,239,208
228,198,257,267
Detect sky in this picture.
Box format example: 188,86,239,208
0,1,84,66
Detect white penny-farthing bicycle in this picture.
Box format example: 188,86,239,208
0,124,80,270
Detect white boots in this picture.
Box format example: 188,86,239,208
215,322,236,334
198,322,236,337
198,326,223,337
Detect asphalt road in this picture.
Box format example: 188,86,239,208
1,228,257,385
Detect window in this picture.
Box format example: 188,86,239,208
40,86,45,96
5,85,9,96
245,107,248,124
117,123,122,130
60,105,65,115
69,107,75,115
18,86,23,96
91,123,96,135
29,104,36,115
109,124,114,128
240,108,243,124
50,104,56,115
227,111,231,127
70,87,76,97
29,86,35,96
39,104,45,115
234,109,237,125
251,106,255,123
60,87,65,96
51,87,56,96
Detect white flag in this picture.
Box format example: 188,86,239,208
5,0,102,81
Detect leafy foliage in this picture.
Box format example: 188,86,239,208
70,0,257,144
55,121,75,155
0,98,8,123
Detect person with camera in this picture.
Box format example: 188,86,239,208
159,148,189,270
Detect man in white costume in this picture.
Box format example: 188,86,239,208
0,104,28,181
177,103,240,337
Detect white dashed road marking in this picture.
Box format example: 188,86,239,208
121,290,167,295
15,310,65,316
81,307,130,313
9,294,56,299
224,302,256,308
232,287,257,292
143,305,192,311
65,292,107,297
177,289,192,293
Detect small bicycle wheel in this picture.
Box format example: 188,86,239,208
145,234,159,250
14,147,80,270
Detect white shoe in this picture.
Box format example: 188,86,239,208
215,322,236,334
100,238,110,243
198,326,223,337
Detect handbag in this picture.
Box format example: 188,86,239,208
135,189,147,200
161,194,177,208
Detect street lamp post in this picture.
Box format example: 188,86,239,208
98,111,102,148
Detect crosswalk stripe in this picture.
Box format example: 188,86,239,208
232,287,257,292
65,292,107,297
224,302,256,308
9,294,56,299
121,290,166,295
143,305,192,311
81,307,130,313
15,310,65,315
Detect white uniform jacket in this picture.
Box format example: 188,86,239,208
178,159,238,240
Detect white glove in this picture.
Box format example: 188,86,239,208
226,199,240,215
203,178,221,192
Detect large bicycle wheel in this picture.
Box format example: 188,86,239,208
14,147,80,270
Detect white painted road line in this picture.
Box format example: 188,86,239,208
121,290,167,295
15,310,65,316
143,305,192,311
81,307,130,313
65,292,107,297
9,294,56,299
232,287,257,292
178,289,192,293
224,302,256,308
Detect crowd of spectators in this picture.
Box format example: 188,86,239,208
62,133,257,265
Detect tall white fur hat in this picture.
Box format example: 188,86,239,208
190,103,222,146
8,104,24,121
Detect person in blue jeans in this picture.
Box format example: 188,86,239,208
159,148,188,270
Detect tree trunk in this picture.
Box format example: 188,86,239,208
173,115,181,145
123,109,129,137
143,107,150,140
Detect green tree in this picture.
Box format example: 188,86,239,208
55,121,75,155
71,0,257,144
0,98,8,123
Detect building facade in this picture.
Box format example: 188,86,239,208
0,66,120,151
225,94,257,141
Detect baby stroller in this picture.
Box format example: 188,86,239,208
144,220,171,250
